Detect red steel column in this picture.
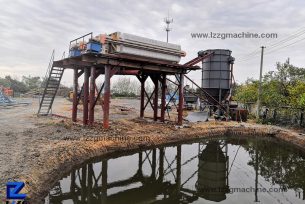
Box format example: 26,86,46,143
153,75,159,121
140,75,145,118
72,68,78,122
89,66,96,125
160,74,166,122
83,68,90,125
103,65,111,129
178,73,184,125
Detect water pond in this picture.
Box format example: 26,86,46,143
45,136,305,204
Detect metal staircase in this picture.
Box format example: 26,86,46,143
37,51,64,115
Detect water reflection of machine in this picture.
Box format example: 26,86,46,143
46,142,230,204
196,141,229,202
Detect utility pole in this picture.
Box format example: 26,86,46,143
164,12,173,43
256,46,266,120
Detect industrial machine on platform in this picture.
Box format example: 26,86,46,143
69,32,185,64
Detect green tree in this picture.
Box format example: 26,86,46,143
234,61,305,109
234,79,258,103
288,80,305,109
22,75,41,90
0,77,11,87
3,76,29,93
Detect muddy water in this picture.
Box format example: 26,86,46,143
45,137,305,204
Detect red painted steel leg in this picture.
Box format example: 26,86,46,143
83,68,90,125
161,74,166,122
89,66,96,125
178,73,184,125
153,75,159,121
103,65,111,129
72,68,78,122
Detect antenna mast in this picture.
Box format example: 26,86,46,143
164,12,173,43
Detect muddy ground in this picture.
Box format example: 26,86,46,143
0,97,304,203
0,96,178,200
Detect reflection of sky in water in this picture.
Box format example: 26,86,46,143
47,138,305,204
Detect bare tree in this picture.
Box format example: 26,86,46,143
112,77,140,96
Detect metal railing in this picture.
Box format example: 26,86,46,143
69,32,93,52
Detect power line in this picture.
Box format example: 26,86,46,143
266,27,305,48
238,36,305,63
239,49,261,60
238,27,305,61
265,36,305,55
239,50,262,61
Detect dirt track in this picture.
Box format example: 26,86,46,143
0,97,304,203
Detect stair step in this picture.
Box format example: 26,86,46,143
38,65,64,115
51,72,63,75
47,84,59,87
38,113,49,116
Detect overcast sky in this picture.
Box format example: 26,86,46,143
1,0,305,86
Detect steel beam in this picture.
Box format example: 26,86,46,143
72,69,78,122
103,65,111,129
89,66,96,125
176,145,181,189
151,149,156,178
159,148,165,181
138,153,143,172
140,77,145,118
152,75,159,121
102,160,108,202
83,68,90,125
94,82,104,107
161,74,167,122
178,73,184,125
144,89,155,110
138,74,148,118
81,165,87,202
